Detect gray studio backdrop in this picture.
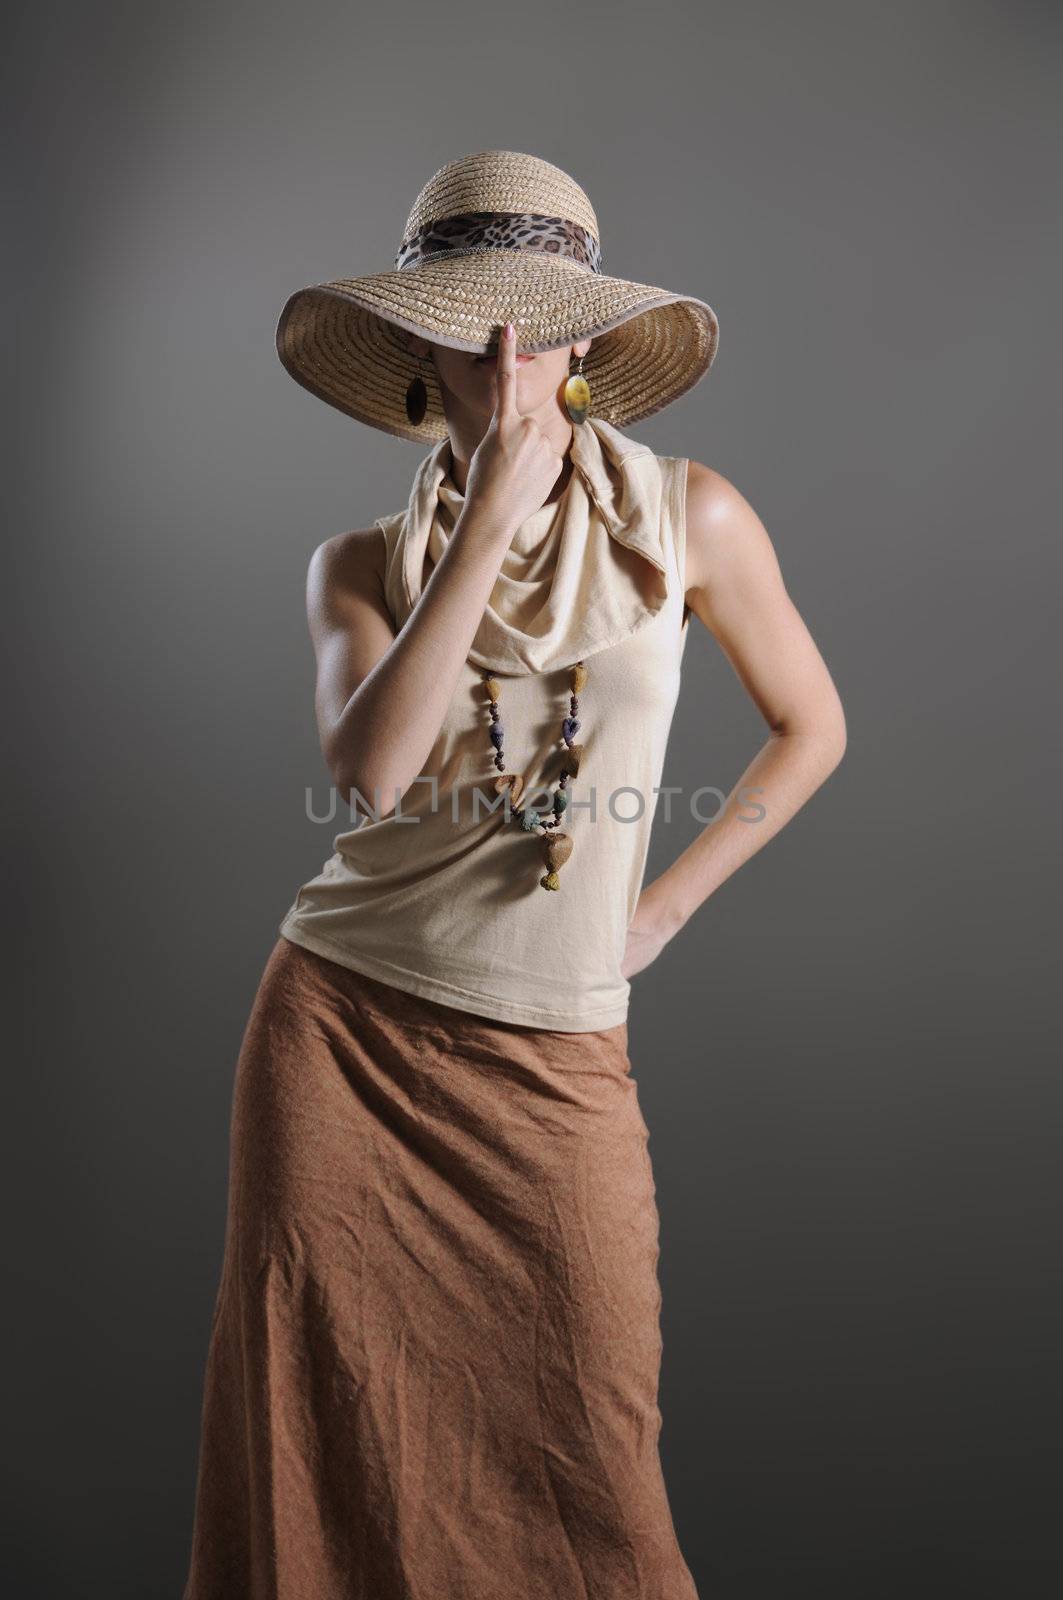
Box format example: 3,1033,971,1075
9,1,1060,1596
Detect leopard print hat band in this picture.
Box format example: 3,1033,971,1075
395,211,603,275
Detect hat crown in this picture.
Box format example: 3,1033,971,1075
401,150,600,245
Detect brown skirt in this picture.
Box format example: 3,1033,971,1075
182,935,699,1600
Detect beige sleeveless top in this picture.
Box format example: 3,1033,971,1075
279,416,691,1032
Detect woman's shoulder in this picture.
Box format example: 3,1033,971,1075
681,458,781,598
310,522,387,570
306,522,393,612
684,458,742,521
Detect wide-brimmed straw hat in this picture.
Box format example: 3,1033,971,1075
276,149,720,443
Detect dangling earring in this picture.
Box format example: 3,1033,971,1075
405,351,430,426
564,352,592,424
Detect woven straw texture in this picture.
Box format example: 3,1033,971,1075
277,151,720,442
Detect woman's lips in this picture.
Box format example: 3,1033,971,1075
476,352,536,364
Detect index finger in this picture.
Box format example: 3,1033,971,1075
493,320,517,420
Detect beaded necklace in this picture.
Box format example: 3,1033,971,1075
482,661,587,892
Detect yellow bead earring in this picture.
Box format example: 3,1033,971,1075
564,352,592,424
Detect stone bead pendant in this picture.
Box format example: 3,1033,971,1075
540,830,573,891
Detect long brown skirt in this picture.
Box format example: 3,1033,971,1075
182,935,699,1600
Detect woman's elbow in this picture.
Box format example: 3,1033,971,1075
821,700,848,775
775,695,847,778
330,756,410,822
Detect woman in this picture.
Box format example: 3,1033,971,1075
182,150,846,1600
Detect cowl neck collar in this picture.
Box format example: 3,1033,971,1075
387,415,669,675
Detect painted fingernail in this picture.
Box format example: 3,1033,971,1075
504,321,514,338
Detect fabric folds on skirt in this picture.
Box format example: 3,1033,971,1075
182,935,698,1600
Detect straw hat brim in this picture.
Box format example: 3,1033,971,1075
276,250,719,442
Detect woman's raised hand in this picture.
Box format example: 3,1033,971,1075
463,321,566,535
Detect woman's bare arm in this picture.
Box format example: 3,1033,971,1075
306,508,517,817
623,461,847,973
306,321,565,818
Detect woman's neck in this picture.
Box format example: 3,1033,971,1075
447,440,576,508
444,405,575,503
